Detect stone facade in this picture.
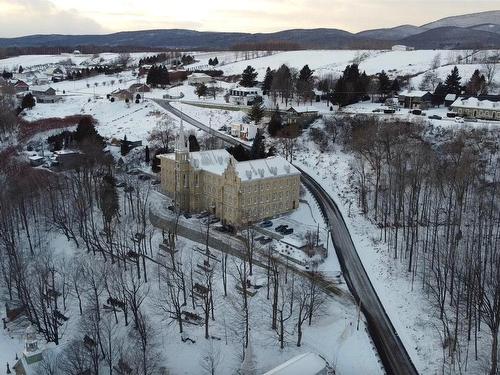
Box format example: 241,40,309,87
158,126,301,227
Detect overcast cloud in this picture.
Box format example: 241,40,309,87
0,0,498,37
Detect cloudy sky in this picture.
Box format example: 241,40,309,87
0,0,498,37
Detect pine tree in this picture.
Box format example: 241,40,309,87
378,70,391,97
145,145,150,163
445,66,462,95
248,101,264,124
268,109,283,137
213,57,219,65
74,117,104,146
18,65,23,74
188,134,200,152
465,69,487,96
240,65,258,87
120,135,131,156
21,93,35,109
296,65,314,104
195,83,208,98
262,67,273,95
391,78,400,94
208,58,213,66
250,129,266,159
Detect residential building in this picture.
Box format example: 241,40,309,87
32,87,61,103
450,96,500,120
158,126,301,227
391,45,415,51
187,72,213,85
110,89,133,102
284,106,319,125
228,86,262,105
444,93,457,107
398,90,433,109
262,353,327,375
14,80,29,93
129,83,151,93
230,123,258,141
13,325,43,375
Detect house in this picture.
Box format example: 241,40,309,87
31,73,51,86
444,93,457,107
158,125,301,227
14,80,29,93
32,87,61,103
187,72,214,85
129,83,151,93
285,106,320,125
230,123,258,141
12,325,43,375
28,155,45,166
397,90,433,109
391,45,414,51
110,89,134,102
450,96,500,120
262,353,327,375
52,149,82,169
73,50,81,55
228,86,262,105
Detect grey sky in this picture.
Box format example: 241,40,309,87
0,0,498,37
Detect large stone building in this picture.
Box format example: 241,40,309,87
450,96,500,120
158,126,301,227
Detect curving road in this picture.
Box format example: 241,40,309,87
152,99,419,375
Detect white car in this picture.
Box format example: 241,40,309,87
454,117,464,123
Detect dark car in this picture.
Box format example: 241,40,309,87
151,179,161,185
282,228,294,235
214,225,228,233
167,205,175,211
275,225,287,232
197,211,210,219
260,237,273,245
428,115,442,120
183,213,192,219
260,220,273,228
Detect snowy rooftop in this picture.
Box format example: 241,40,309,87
451,97,500,110
445,93,457,101
159,150,299,181
262,352,326,375
236,156,300,182
398,90,431,98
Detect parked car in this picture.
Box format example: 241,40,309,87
214,225,228,232
275,225,287,232
218,126,227,131
260,220,273,228
454,117,464,124
260,237,273,245
372,109,381,113
167,205,175,211
197,211,210,219
183,213,192,219
282,228,294,235
151,179,161,185
464,117,478,122
428,115,442,120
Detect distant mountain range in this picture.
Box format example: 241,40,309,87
0,10,499,50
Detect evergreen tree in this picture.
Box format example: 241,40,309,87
378,70,391,97
250,129,266,159
465,69,487,96
432,83,447,107
227,144,249,161
145,145,150,163
445,66,462,95
188,134,200,152
332,64,369,107
18,65,23,74
262,67,273,95
240,65,258,87
195,83,208,98
391,78,401,94
21,93,35,109
74,117,104,146
120,135,131,156
213,57,219,65
248,101,264,124
271,64,293,105
208,58,213,66
296,65,314,104
268,109,283,137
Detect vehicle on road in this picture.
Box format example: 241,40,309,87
282,228,294,235
260,220,273,228
455,116,465,123
275,224,287,232
260,237,273,244
428,115,442,120
197,211,210,219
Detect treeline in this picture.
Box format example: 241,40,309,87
335,116,500,374
231,40,303,51
146,65,170,87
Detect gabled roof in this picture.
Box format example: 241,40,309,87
398,90,432,98
451,96,500,110
262,352,326,375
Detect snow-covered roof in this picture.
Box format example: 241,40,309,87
398,90,431,98
235,156,300,182
451,97,500,110
262,352,326,375
190,73,211,78
230,86,261,92
160,150,299,182
288,106,319,114
445,93,457,101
